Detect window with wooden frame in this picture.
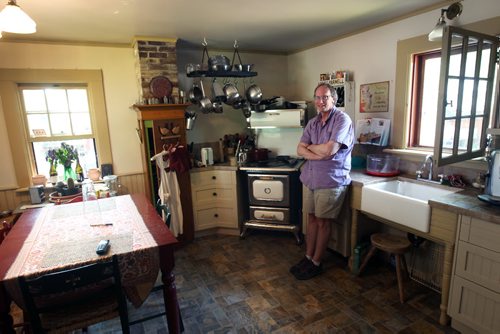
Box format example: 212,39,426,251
0,69,112,188
19,84,99,180
408,26,499,167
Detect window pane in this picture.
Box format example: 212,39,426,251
46,89,69,114
472,117,483,150
22,90,46,113
49,113,71,136
476,80,487,116
449,53,462,77
33,139,98,182
446,79,459,117
443,119,456,149
21,86,93,138
27,114,50,137
68,89,89,113
461,79,474,117
71,113,92,135
479,43,492,78
458,118,470,150
464,37,478,78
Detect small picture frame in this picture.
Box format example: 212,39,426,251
360,81,389,113
319,73,330,81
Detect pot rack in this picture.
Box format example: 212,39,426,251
186,39,257,78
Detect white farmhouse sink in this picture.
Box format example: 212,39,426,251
361,178,462,232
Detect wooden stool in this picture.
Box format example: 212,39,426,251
357,233,412,303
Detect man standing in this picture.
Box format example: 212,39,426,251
291,83,354,280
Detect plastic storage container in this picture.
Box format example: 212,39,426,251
366,154,400,176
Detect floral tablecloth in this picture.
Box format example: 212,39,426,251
4,195,160,308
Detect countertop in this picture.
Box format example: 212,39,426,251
188,165,499,224
349,169,500,225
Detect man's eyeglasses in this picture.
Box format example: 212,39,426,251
314,95,332,101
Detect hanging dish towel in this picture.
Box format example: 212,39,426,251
154,154,183,237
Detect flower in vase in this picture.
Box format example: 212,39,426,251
55,143,78,168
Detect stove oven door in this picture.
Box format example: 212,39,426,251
247,174,290,207
250,206,290,224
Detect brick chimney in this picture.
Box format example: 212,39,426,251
132,37,179,103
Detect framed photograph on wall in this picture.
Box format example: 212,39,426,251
360,81,389,113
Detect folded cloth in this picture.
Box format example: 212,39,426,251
169,146,190,174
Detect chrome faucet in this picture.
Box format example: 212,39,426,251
417,154,433,181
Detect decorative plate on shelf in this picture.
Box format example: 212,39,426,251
149,76,173,98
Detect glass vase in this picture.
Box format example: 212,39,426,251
64,165,76,181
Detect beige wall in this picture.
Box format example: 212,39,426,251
287,0,500,129
0,42,142,184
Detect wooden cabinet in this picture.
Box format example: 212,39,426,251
190,170,239,232
134,104,194,243
448,215,500,334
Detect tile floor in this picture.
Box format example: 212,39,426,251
13,230,459,333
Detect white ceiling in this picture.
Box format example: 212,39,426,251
2,0,450,53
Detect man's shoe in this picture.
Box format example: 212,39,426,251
294,262,323,280
289,257,311,275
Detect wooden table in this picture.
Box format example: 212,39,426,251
0,194,181,334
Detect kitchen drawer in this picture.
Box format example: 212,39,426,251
459,216,500,252
191,170,235,188
449,275,500,334
192,187,235,203
454,240,500,293
194,207,237,230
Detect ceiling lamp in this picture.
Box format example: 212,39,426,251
428,2,463,42
0,0,36,34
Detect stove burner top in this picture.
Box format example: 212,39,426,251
240,156,304,171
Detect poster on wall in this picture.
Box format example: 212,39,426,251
360,81,389,113
355,118,391,146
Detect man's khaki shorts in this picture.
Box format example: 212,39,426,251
303,186,348,219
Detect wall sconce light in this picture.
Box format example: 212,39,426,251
0,0,36,35
428,2,463,42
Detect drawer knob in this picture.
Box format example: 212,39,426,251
212,176,216,180
214,213,219,218
213,192,217,196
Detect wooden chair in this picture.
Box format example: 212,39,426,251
18,255,130,334
357,233,412,303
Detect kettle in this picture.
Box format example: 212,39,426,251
486,149,500,197
201,148,214,166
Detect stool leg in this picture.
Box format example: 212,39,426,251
401,253,409,280
395,254,405,303
357,246,377,276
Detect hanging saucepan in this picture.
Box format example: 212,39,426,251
232,97,244,110
223,79,240,106
199,80,213,114
211,78,226,103
245,80,263,105
242,100,252,116
188,83,203,104
212,101,224,113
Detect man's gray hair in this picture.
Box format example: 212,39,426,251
314,83,338,103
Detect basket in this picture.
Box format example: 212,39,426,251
408,239,444,292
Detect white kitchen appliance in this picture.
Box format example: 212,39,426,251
201,147,214,166
249,109,305,129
